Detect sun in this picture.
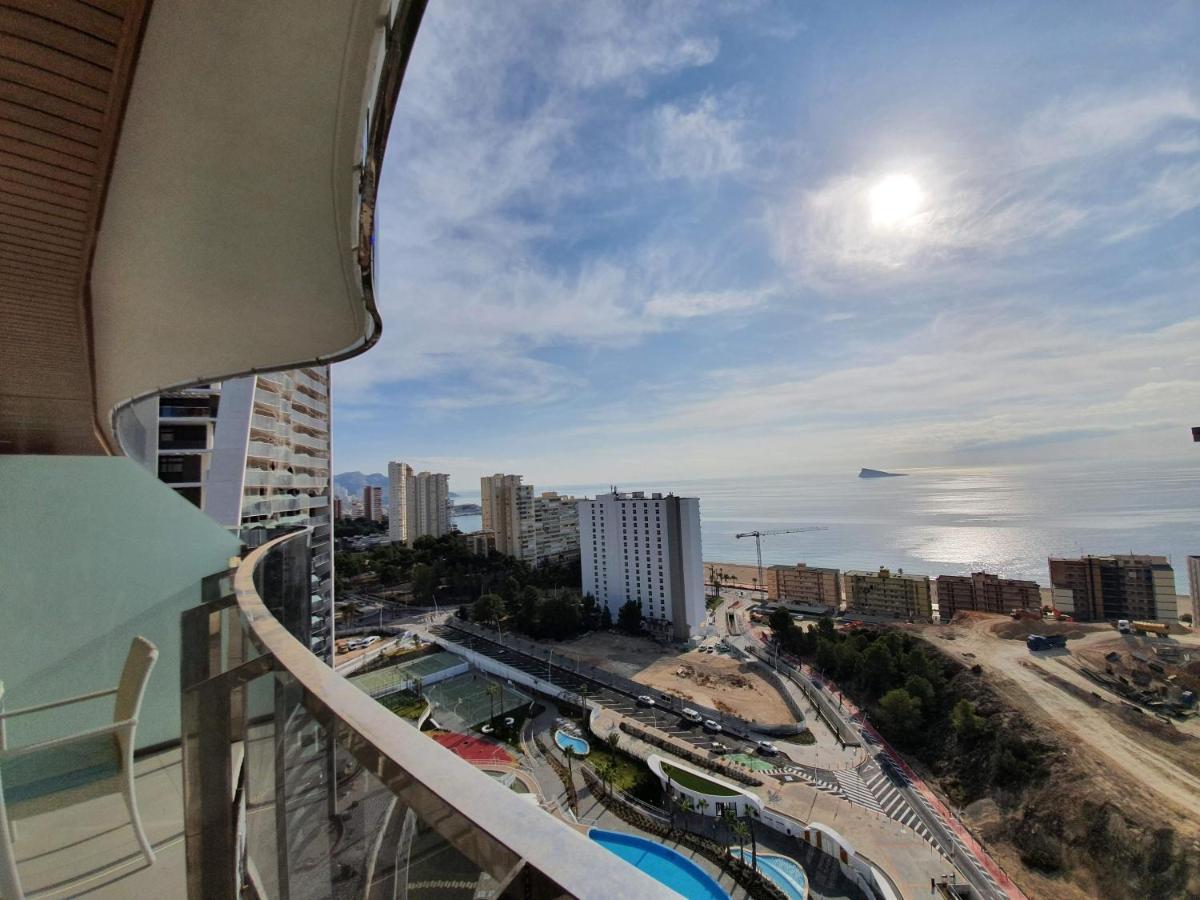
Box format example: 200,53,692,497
869,173,924,227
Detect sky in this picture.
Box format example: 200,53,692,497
333,0,1200,488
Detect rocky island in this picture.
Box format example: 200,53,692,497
859,468,907,478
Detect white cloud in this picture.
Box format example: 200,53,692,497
640,95,746,180
645,288,765,318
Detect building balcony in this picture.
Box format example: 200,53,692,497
291,369,328,398
287,408,328,434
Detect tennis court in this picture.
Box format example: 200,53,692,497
425,672,531,729
349,650,465,698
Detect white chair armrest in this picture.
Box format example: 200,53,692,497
0,688,119,720
0,718,136,761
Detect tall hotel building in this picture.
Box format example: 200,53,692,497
1049,554,1178,622
389,461,450,545
125,367,334,657
363,484,385,522
579,491,705,641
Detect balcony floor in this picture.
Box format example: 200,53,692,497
9,746,185,898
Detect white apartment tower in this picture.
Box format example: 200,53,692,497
126,367,335,658
579,490,704,642
389,460,450,545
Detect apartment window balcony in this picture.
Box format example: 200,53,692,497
291,369,328,397
287,408,327,433
289,430,329,453
289,392,328,416
159,454,204,483
250,413,283,434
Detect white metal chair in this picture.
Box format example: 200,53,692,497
0,636,159,899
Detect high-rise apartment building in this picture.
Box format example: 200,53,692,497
844,567,933,620
935,571,1041,620
766,563,841,607
127,367,335,658
363,484,385,522
481,473,530,557
479,474,579,566
1048,555,1177,622
389,461,450,545
579,491,705,641
531,492,581,565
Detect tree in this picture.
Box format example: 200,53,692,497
768,607,794,637
904,675,935,712
410,562,435,604
473,593,504,626
594,758,617,796
816,617,836,641
951,698,986,740
860,642,897,696
877,688,922,743
815,637,838,674
719,805,736,846
617,600,643,634
541,593,583,640
731,818,750,860
600,605,614,630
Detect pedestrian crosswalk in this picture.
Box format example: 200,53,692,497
860,763,935,841
834,769,884,813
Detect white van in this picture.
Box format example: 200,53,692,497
681,707,703,723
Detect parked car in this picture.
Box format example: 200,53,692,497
703,719,723,733
637,694,656,707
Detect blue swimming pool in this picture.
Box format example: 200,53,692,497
731,849,808,900
554,728,589,756
589,829,729,900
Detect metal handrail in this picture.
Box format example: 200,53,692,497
229,532,667,899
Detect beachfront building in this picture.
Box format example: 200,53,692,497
935,571,1041,620
481,472,532,557
481,474,579,566
1048,555,1178,622
767,563,842,608
389,461,450,545
462,529,498,556
844,567,933,621
580,490,705,641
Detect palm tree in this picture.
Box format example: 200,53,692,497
577,682,590,722
594,758,617,796
696,797,710,830
719,806,736,847
731,819,750,864
744,810,759,873
607,730,620,752
678,797,694,833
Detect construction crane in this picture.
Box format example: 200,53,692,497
735,527,828,595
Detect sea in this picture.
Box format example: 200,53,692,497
451,460,1200,593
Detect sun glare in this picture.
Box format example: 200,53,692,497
869,173,924,227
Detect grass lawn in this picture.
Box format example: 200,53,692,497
660,761,740,796
585,741,657,795
379,690,427,720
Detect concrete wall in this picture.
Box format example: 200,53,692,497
0,457,240,749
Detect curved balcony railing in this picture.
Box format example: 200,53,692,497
181,531,666,899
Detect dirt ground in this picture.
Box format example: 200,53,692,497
915,612,1200,830
555,630,794,723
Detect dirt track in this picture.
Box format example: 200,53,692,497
919,613,1200,832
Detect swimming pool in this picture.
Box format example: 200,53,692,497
554,729,589,756
589,829,729,900
731,849,808,900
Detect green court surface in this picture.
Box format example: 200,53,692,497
725,753,778,772
349,650,464,697
425,672,531,728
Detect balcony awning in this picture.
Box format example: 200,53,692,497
1,0,427,454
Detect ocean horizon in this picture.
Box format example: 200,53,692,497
450,460,1200,593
